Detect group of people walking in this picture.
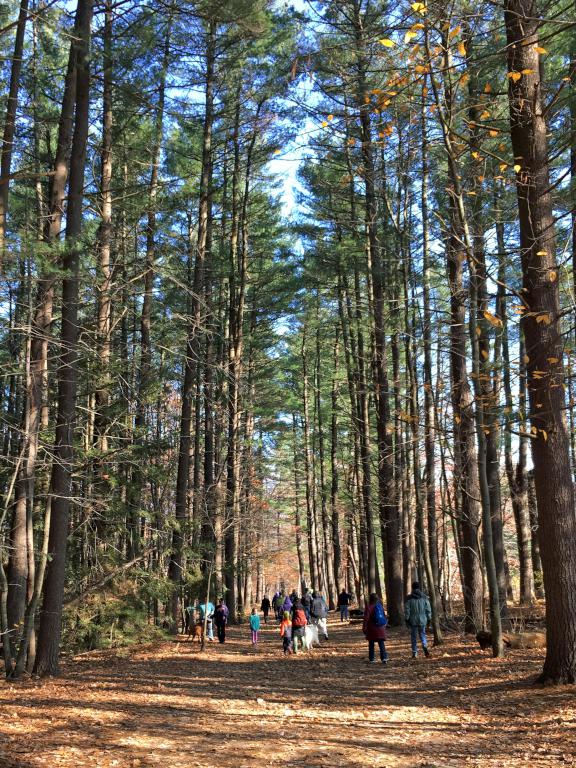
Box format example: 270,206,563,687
189,580,432,661
265,589,330,654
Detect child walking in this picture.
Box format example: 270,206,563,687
279,610,292,654
249,607,261,646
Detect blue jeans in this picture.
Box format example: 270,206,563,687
368,639,388,661
411,624,428,654
340,606,349,621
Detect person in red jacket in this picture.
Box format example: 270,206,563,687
291,599,308,654
362,593,389,664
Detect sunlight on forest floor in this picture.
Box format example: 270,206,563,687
0,620,574,767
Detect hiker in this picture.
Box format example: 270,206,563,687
249,607,261,647
280,610,292,655
198,598,215,642
272,592,283,621
405,581,431,658
337,589,352,622
282,593,293,617
302,588,313,621
291,599,308,655
214,599,229,644
260,595,271,624
363,593,389,664
311,591,329,640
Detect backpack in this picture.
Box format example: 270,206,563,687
372,601,387,627
292,608,307,627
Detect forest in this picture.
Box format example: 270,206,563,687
0,0,575,704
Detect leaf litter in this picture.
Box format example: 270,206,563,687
0,621,575,767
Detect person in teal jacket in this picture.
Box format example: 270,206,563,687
404,581,431,658
249,607,261,646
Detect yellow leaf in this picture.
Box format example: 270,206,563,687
455,415,461,424
476,326,482,337
328,114,334,121
541,429,548,441
535,313,552,325
479,110,490,120
347,138,356,146
536,250,547,256
549,270,557,282
412,22,425,30
514,164,522,173
458,41,466,56
531,426,538,435
415,64,429,74
404,30,417,43
484,82,492,93
274,149,281,154
534,45,547,54
459,72,470,85
547,357,559,364
499,163,508,172
507,71,522,82
448,26,461,40
477,175,485,182
521,69,534,75
483,310,503,328
523,354,530,364
379,38,395,48
489,130,499,137
411,2,427,14
321,120,328,127
481,349,489,360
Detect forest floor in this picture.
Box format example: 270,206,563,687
0,619,575,768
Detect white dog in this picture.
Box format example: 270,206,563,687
304,623,320,649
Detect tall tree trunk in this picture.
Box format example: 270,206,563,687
330,332,342,595
301,325,320,590
128,13,172,559
505,0,576,683
0,0,29,270
35,0,93,677
169,18,215,628
315,319,337,608
421,79,440,596
292,416,307,594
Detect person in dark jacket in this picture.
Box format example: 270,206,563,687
337,589,352,622
404,581,431,658
311,592,329,640
362,593,389,664
214,599,229,644
260,595,271,624
302,589,313,620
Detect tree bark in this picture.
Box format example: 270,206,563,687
505,0,576,683
35,0,93,677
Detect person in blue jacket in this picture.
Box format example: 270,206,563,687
198,599,215,642
249,607,261,646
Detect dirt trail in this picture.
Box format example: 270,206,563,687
0,619,575,768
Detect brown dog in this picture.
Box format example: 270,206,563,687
476,630,546,650
188,622,204,643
